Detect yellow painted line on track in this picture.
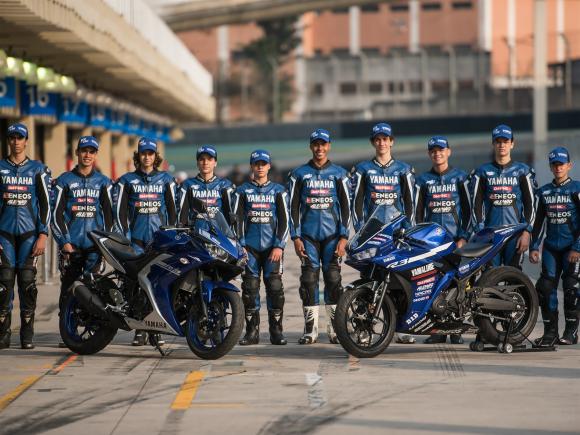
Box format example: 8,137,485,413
171,371,206,410
0,375,42,411
189,403,246,409
51,355,78,374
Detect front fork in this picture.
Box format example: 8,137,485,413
196,271,208,322
369,273,390,321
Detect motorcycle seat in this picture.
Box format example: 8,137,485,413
91,230,132,246
454,242,494,258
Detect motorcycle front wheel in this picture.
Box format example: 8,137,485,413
335,285,396,358
185,289,243,360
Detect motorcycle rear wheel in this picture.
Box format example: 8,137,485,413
474,266,538,345
185,289,243,360
59,292,118,355
335,286,396,358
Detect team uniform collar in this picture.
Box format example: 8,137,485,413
196,173,217,183
372,158,395,169
72,165,96,178
552,177,572,187
492,160,514,170
429,166,453,176
251,179,271,188
136,168,159,178
6,156,30,167
308,159,332,170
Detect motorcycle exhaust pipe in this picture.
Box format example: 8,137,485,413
71,281,125,329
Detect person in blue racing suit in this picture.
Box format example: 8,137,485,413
289,128,350,344
350,122,416,344
0,123,51,350
52,136,114,319
178,145,234,225
530,147,580,346
416,136,471,345
116,137,178,346
233,150,289,346
471,124,536,268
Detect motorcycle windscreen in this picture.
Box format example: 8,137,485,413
351,205,404,248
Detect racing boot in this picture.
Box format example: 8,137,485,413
20,312,35,350
268,309,287,345
298,306,319,344
239,310,260,346
132,330,148,346
450,334,464,344
560,318,578,345
0,312,11,350
536,310,559,347
325,305,339,344
423,334,447,344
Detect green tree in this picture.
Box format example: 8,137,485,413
240,16,301,123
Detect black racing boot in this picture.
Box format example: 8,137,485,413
268,309,287,345
298,306,319,345
450,334,464,344
132,330,148,346
424,334,447,344
537,310,559,347
20,313,35,350
0,312,11,350
239,310,260,346
560,319,578,345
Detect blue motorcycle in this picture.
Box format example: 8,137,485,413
335,205,539,358
59,201,246,360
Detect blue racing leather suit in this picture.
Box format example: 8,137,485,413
0,157,51,338
52,167,114,301
115,170,177,253
415,167,471,241
233,180,289,310
288,160,350,306
471,160,537,267
351,158,415,231
178,175,234,224
531,178,580,333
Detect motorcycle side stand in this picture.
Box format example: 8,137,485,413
470,315,557,354
149,334,167,357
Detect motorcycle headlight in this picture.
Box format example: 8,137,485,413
204,242,230,261
351,247,377,261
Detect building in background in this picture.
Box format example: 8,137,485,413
175,0,580,123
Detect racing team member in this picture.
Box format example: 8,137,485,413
52,136,114,317
350,122,416,344
289,128,350,344
416,136,471,345
178,145,234,224
116,137,178,346
0,123,51,350
233,150,289,346
471,124,537,268
530,147,580,346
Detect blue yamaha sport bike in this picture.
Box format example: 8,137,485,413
59,201,246,360
335,206,538,358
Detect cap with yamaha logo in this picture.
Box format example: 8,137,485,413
77,136,99,150
250,149,271,164
7,123,28,138
309,128,331,144
427,136,449,150
548,147,570,164
196,145,217,160
492,124,513,141
371,122,392,139
138,137,157,153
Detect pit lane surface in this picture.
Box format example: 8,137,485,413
0,256,578,435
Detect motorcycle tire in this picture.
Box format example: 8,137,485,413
335,285,397,358
474,266,538,346
185,288,243,360
59,291,118,355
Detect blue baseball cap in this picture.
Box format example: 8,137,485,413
138,137,157,153
250,149,271,164
196,145,217,160
7,123,28,138
427,136,450,150
371,122,393,139
77,136,99,150
309,128,331,144
492,124,513,141
548,147,570,164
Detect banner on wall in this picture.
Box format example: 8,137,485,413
58,96,89,126
0,77,17,108
20,81,57,119
88,105,110,130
